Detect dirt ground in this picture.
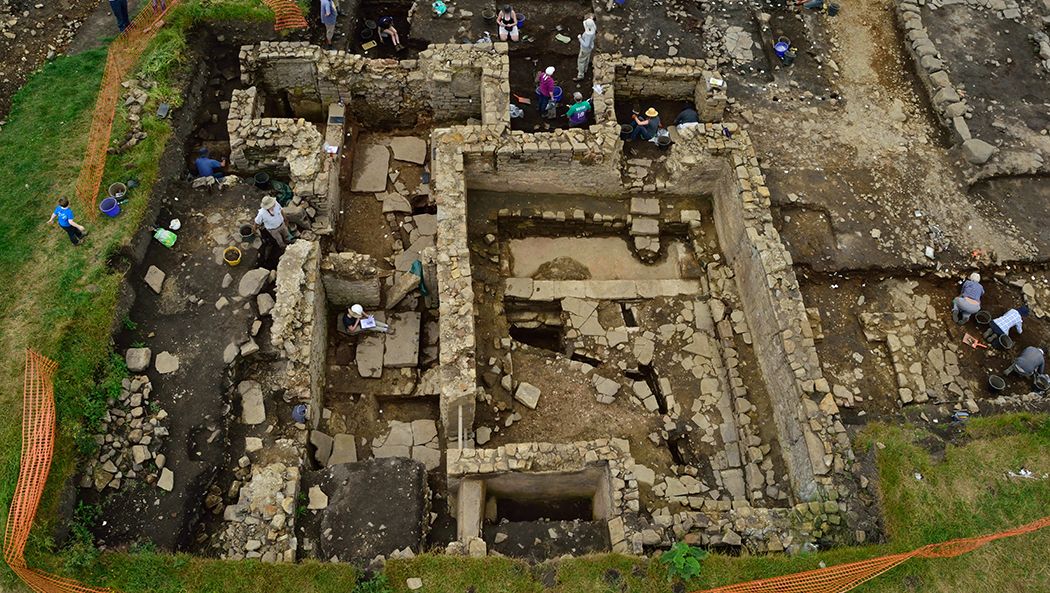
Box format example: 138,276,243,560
739,0,1044,272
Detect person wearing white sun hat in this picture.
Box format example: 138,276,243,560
341,304,391,334
255,195,295,248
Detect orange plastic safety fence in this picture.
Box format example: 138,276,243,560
692,515,1050,593
73,0,306,215
3,350,114,593
262,0,309,31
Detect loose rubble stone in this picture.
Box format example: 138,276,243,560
238,268,270,297
157,468,174,491
125,348,151,372
144,266,166,294
154,351,179,374
514,382,541,409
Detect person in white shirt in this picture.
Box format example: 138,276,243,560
575,15,596,81
255,196,294,247
341,304,390,334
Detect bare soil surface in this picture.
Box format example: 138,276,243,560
740,0,1043,272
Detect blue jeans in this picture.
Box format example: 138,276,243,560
110,0,130,31
628,125,654,141
537,93,550,115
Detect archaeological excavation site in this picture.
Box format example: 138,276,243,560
7,0,1048,590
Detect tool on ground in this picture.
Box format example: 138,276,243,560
151,227,178,248
962,333,989,349
361,40,377,50
513,94,532,104
555,33,572,43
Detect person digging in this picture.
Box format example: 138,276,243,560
984,305,1029,347
254,196,296,248
1003,346,1045,388
951,272,984,324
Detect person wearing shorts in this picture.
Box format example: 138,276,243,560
497,5,519,42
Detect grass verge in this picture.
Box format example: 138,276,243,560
0,0,304,589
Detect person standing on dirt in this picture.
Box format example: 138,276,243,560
48,197,88,246
1004,346,1045,382
536,66,557,117
575,14,596,81
378,16,403,50
985,305,1029,342
950,272,984,324
497,5,519,42
109,0,130,32
255,196,295,248
342,304,391,334
320,0,337,46
194,148,225,179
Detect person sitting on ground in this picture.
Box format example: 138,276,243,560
48,197,88,246
674,104,700,131
566,92,591,127
254,196,296,248
194,148,225,179
377,16,402,49
985,304,1029,342
535,66,557,117
496,5,519,42
951,272,984,324
627,107,660,141
341,304,391,334
1004,346,1045,382
320,0,337,46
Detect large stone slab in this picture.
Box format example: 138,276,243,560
384,312,421,368
356,317,386,378
329,433,358,465
389,136,428,164
239,380,266,425
144,266,166,294
350,144,391,192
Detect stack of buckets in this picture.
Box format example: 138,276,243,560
99,182,127,217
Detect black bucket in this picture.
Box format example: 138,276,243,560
656,135,672,150
974,310,992,325
996,334,1014,350
987,375,1006,392
364,19,377,30
254,172,271,189
1035,374,1050,392
239,224,255,241
360,28,374,40
620,124,633,137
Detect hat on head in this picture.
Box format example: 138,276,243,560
545,66,555,75
969,272,981,283
1019,305,1030,317
351,304,364,316
645,107,658,117
573,91,583,101
199,148,209,156
261,196,277,210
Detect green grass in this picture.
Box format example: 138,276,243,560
0,1,303,590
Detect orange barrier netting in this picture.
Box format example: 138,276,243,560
3,350,113,593
692,515,1050,593
73,0,307,215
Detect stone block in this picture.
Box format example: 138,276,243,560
384,312,421,368
328,433,358,465
144,266,166,294
125,348,151,372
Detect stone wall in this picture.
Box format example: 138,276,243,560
227,86,341,234
270,240,327,428
591,55,727,125
320,251,382,308
446,439,645,554
663,125,854,503
238,41,510,127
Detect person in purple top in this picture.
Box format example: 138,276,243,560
48,197,88,245
535,66,556,117
951,272,984,324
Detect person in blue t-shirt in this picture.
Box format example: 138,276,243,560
48,197,88,245
194,148,226,179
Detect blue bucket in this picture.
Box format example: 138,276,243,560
552,86,563,103
517,13,525,27
774,37,790,59
99,197,121,217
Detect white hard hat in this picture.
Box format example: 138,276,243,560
351,304,364,316
545,66,555,75
168,218,181,231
